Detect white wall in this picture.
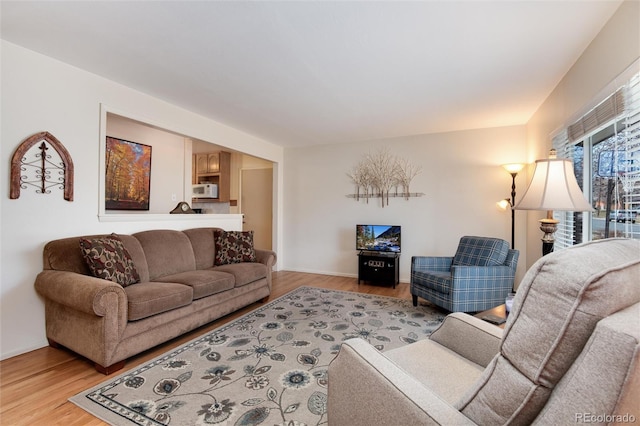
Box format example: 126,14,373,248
524,0,639,269
0,41,284,360
283,126,528,283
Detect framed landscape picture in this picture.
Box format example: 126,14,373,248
105,137,152,210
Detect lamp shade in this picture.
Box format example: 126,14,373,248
502,163,524,174
515,159,593,211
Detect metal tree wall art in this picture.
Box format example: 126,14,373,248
10,132,74,201
346,147,423,207
395,157,422,200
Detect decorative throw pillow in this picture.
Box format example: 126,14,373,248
214,230,257,265
79,234,140,286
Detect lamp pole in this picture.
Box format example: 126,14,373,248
502,163,524,250
509,172,517,249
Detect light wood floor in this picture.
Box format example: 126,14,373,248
0,271,417,425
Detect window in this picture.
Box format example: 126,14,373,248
553,64,640,249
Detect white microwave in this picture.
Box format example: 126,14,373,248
192,183,218,198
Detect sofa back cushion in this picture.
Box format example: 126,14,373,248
452,236,509,267
43,235,101,274
118,234,150,283
183,227,220,270
43,233,149,282
457,238,640,424
133,230,196,280
532,303,640,425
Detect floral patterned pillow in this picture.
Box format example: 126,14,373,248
79,234,140,287
214,230,257,265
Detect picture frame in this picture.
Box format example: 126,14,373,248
105,136,152,210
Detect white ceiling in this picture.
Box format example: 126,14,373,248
1,1,622,148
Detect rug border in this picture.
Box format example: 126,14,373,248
69,286,436,425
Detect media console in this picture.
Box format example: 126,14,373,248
357,251,400,288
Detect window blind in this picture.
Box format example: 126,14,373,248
620,71,640,239
553,64,640,248
567,88,625,143
551,130,580,250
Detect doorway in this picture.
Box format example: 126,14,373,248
241,168,273,250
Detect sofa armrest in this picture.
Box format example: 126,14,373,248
328,338,475,426
255,248,277,268
254,249,277,292
429,312,502,367
35,270,127,319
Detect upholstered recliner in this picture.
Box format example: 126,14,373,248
411,236,518,312
328,238,640,425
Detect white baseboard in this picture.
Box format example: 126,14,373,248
1,340,48,361
278,268,409,284
279,268,356,278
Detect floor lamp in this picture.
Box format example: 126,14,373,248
500,163,524,249
514,149,593,256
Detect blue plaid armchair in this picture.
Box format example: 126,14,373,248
411,236,519,312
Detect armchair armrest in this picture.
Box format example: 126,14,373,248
429,313,502,367
505,249,519,269
450,264,514,279
412,256,453,273
328,338,475,426
450,265,516,293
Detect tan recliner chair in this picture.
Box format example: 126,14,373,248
328,238,640,425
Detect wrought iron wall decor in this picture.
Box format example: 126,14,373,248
346,147,423,207
10,131,74,201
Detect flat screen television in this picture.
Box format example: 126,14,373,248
356,225,401,253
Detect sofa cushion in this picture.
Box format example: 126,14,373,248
44,235,100,274
124,281,193,321
213,262,267,287
385,339,485,405
134,230,196,280
79,234,140,287
452,236,509,267
457,238,640,425
183,227,218,270
155,270,235,300
214,230,257,265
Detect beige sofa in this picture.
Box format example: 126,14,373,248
328,238,640,425
35,228,276,374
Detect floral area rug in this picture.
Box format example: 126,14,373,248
70,286,446,426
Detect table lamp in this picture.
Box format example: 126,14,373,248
515,149,593,255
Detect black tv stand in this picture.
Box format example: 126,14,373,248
357,251,400,288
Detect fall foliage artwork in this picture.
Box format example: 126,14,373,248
105,137,151,210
